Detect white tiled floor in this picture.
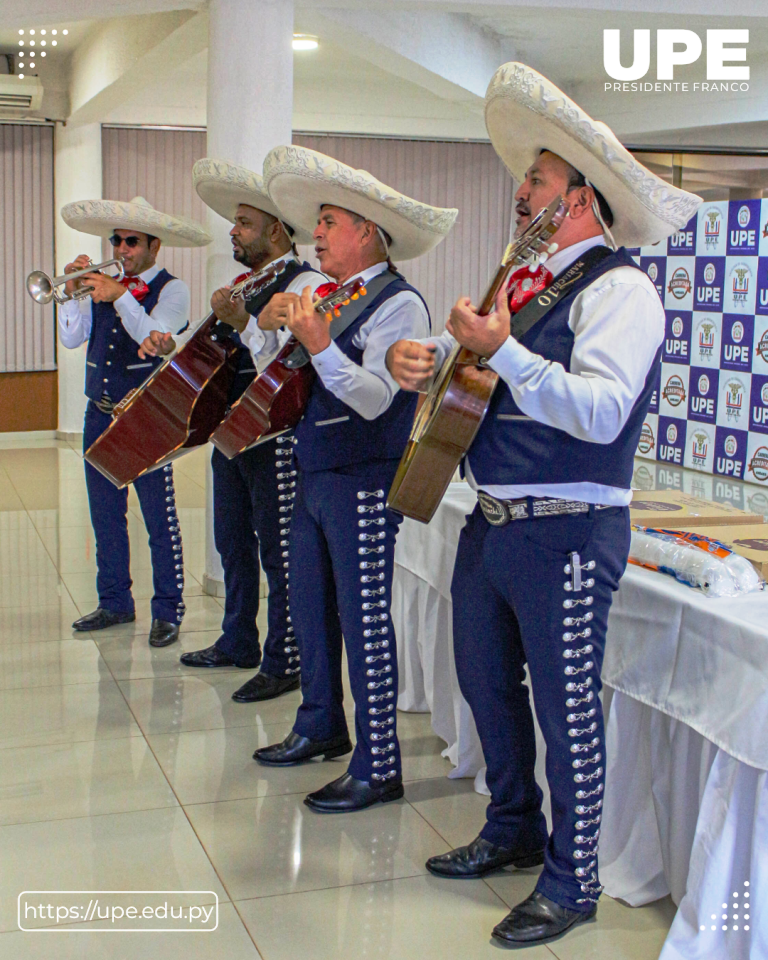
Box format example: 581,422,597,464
0,437,677,958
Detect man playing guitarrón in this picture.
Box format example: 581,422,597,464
387,63,701,947
252,145,457,812
59,196,211,648
139,158,327,702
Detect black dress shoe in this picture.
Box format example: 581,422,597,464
180,644,261,669
426,835,545,879
304,772,404,813
253,730,352,766
231,671,300,703
72,608,135,632
492,890,597,946
148,619,180,648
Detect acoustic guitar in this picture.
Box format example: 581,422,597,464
211,277,367,459
84,264,285,488
387,196,567,524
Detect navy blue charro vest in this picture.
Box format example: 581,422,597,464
468,247,662,491
227,260,316,405
294,274,430,473
85,268,175,403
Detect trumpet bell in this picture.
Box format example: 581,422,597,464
26,271,55,305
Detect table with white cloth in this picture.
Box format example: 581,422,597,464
392,483,768,960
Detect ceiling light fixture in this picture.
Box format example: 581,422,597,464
292,34,318,51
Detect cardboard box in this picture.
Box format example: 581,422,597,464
648,524,768,578
629,490,762,527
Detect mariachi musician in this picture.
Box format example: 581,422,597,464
59,197,211,647
252,146,457,812
140,159,327,701
387,63,701,948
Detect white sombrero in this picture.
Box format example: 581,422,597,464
263,145,458,261
61,196,212,248
192,157,314,245
484,62,702,248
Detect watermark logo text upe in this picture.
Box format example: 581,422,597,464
604,30,749,92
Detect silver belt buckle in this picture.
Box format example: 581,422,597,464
478,491,511,527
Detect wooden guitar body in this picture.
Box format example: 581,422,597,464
210,338,315,458
387,346,498,523
85,313,238,488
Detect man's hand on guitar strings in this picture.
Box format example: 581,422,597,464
446,285,510,359
386,339,437,392
259,292,300,331
211,286,249,333
285,286,332,356
138,330,175,359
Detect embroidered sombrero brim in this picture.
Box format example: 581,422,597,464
61,196,212,248
264,145,458,261
484,63,702,248
193,158,315,245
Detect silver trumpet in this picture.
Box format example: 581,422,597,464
26,258,125,305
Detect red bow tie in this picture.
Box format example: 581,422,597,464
315,281,340,300
507,265,554,314
119,277,150,302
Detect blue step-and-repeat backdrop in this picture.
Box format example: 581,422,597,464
627,199,768,488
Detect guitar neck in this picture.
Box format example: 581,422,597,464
477,262,517,317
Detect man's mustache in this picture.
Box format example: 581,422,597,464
516,203,531,218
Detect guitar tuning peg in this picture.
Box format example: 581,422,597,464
548,242,559,254
325,312,332,322
360,287,367,295
334,307,341,317
343,298,350,305
351,293,359,300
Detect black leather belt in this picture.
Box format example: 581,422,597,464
477,491,609,527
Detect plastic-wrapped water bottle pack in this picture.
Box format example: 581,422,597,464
629,526,764,598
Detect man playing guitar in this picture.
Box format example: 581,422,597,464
251,145,456,812
139,159,326,702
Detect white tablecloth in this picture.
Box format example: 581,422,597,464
392,483,768,960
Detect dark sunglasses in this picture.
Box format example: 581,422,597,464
109,234,143,248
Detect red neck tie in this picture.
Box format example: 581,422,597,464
315,281,340,300
507,265,554,314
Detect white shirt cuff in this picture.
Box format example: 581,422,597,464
310,339,348,376
486,336,534,386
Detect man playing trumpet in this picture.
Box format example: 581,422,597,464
59,196,211,647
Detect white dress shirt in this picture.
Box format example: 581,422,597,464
309,261,430,421
57,264,190,349
420,236,665,505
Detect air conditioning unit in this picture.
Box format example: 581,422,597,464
0,76,44,116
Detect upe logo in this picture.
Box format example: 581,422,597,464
724,434,738,457
663,374,686,407
692,431,709,459
738,205,751,228
603,29,750,81
704,262,717,284
726,380,745,421
698,374,710,395
748,446,768,482
697,318,716,359
762,383,768,405
704,209,722,250
667,423,678,444
638,421,655,454
732,321,745,343
668,267,691,299
672,316,684,337
756,331,768,362
731,263,751,303
648,263,658,282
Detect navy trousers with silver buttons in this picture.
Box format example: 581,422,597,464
290,460,403,783
83,403,185,624
211,435,296,675
451,503,630,912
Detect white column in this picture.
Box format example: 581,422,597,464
54,121,103,437
203,0,295,594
